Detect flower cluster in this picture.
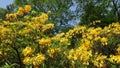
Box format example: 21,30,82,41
6,5,31,20
23,53,45,67
66,22,120,67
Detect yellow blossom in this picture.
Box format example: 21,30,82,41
47,48,55,58
39,13,48,23
1,26,11,34
39,38,51,48
92,55,107,68
42,24,54,32
55,48,61,52
94,36,101,41
47,10,51,14
117,45,120,55
18,27,31,35
17,7,25,16
25,5,32,12
60,38,70,45
0,50,2,56
23,57,31,64
100,37,108,45
109,55,120,64
32,53,45,67
22,46,34,56
6,13,17,20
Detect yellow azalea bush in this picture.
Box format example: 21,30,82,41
0,5,120,68
65,22,120,68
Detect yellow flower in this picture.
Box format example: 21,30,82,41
47,48,55,58
109,55,120,64
47,10,51,14
31,10,37,14
17,7,25,16
39,13,48,23
55,48,61,52
87,34,93,40
5,14,9,19
83,39,93,48
117,45,120,55
18,7,24,11
39,38,51,45
36,53,45,61
25,5,32,12
23,57,31,64
56,33,65,37
52,32,65,40
0,50,2,56
3,21,9,25
67,49,75,60
42,23,54,32
67,55,72,60
92,55,107,68
22,46,34,56
60,38,70,45
100,37,108,45
94,36,101,41
6,13,17,20
18,27,31,35
73,55,77,60
1,26,11,34
32,53,45,67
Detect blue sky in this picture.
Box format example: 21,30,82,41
0,0,13,8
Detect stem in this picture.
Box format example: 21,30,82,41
12,47,23,68
112,0,120,22
12,27,23,68
0,54,11,65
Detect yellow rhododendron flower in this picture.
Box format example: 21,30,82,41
39,13,48,23
25,5,32,12
60,38,70,45
92,55,107,68
47,48,55,58
47,10,51,14
22,46,34,56
100,37,108,45
0,50,2,56
23,57,31,64
1,26,11,34
42,24,54,32
109,55,120,64
6,13,17,20
17,7,25,16
39,38,51,45
32,53,45,67
117,45,120,55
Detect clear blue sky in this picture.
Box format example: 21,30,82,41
0,0,13,8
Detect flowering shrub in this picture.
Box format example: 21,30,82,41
0,5,120,68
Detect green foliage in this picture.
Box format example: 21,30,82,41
0,8,7,19
76,0,120,27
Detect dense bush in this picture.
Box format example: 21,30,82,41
0,5,120,68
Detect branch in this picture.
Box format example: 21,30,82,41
0,54,11,65
11,28,23,68
112,0,120,21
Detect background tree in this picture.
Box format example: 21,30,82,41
6,4,15,13
111,0,120,22
76,0,118,27
0,8,7,20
